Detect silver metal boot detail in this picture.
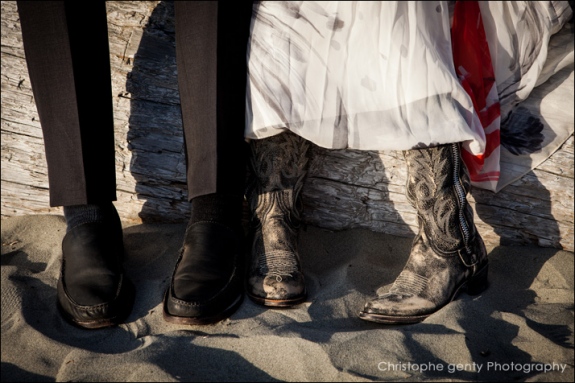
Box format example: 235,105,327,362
360,143,488,324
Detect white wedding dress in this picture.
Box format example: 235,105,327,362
245,1,573,191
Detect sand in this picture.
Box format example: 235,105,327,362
1,214,573,382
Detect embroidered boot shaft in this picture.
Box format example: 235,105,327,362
246,131,311,307
360,143,488,324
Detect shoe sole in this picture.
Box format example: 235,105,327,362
358,263,489,325
57,278,136,330
247,291,307,308
163,293,244,325
57,302,119,329
57,299,131,330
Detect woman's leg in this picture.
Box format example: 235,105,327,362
359,143,488,324
245,131,311,307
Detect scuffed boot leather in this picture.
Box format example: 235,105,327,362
246,132,310,307
360,143,488,324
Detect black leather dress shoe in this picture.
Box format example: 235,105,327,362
57,222,135,329
163,221,244,325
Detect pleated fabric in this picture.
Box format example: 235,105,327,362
246,1,573,191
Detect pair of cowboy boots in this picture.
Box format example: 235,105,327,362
246,132,488,324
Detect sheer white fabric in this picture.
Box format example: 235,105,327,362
246,1,483,153
245,1,573,192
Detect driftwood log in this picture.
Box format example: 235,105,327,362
2,1,573,251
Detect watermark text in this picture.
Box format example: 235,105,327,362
377,361,568,375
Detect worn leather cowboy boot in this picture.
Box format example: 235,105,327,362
245,132,311,307
359,143,488,324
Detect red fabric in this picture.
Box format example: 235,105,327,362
451,1,501,186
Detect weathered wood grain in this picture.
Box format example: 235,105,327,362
1,1,573,251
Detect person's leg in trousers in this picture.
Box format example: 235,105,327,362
17,1,134,329
162,1,254,324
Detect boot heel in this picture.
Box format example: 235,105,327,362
466,264,488,295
